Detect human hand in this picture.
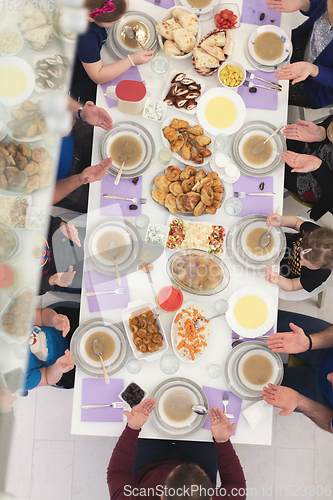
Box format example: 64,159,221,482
80,158,112,185
60,223,81,247
55,349,75,374
281,151,322,173
267,322,310,353
50,267,76,290
81,101,113,131
209,407,236,443
262,384,299,416
265,265,279,285
131,50,155,65
266,213,282,227
51,313,70,337
265,0,305,13
124,398,156,430
283,119,325,143
275,62,318,85
0,383,17,413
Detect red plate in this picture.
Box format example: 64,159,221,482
158,286,183,312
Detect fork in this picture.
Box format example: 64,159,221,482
245,70,282,89
243,80,281,92
81,402,126,409
222,392,235,419
86,287,129,297
103,194,147,204
234,191,275,198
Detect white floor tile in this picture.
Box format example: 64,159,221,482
314,425,333,489
34,386,75,442
5,391,36,498
317,287,333,323
274,448,315,498
275,411,315,449
72,435,117,500
30,440,74,500
278,296,319,318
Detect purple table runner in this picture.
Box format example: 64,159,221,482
238,71,279,110
100,174,143,217
84,270,131,312
202,386,242,434
233,176,274,217
81,378,124,422
240,0,281,27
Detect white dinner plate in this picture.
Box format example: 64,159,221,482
248,25,291,67
179,0,220,15
0,56,35,106
245,36,292,73
196,87,246,136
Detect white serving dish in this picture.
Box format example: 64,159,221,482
0,28,24,56
121,299,168,362
242,400,271,429
142,98,167,123
248,25,291,67
0,56,35,106
159,69,206,115
217,60,246,89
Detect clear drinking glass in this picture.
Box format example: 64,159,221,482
207,364,223,379
213,133,230,153
126,359,141,374
158,147,173,164
224,197,243,216
160,354,180,375
150,55,170,83
214,299,229,314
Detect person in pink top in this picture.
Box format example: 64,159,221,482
107,399,246,500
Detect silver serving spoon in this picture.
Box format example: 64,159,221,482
192,405,234,419
259,207,280,249
194,313,223,328
115,160,125,186
124,25,146,50
92,339,109,385
252,123,285,155
109,241,121,285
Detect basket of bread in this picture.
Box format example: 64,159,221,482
156,7,200,59
16,5,53,51
192,28,234,76
151,165,224,217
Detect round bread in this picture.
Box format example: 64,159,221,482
15,152,28,170
181,175,195,193
17,142,32,158
169,181,183,196
24,174,39,193
201,186,214,206
25,161,39,176
152,187,167,205
7,143,17,156
38,158,54,173
155,175,171,193
38,172,53,188
165,193,178,213
31,147,48,163
165,165,181,182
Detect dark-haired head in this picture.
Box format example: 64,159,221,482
163,464,213,500
86,0,128,25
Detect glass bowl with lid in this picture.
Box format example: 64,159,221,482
166,248,230,296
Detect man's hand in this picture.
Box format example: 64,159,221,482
267,323,310,353
51,313,70,337
131,50,155,65
266,213,282,227
275,62,318,85
283,119,325,143
265,265,280,285
210,407,236,443
124,398,156,430
80,158,112,185
50,267,76,290
281,151,322,173
54,349,75,374
0,383,17,413
81,101,113,131
266,0,306,13
262,384,299,416
60,223,81,247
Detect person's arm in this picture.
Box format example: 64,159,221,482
265,268,303,291
265,0,310,13
266,213,303,231
268,322,333,353
312,160,333,203
53,158,112,204
107,399,156,500
37,350,75,387
67,97,113,131
34,308,70,337
262,384,333,433
283,118,327,143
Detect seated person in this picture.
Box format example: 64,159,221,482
263,310,333,433
32,216,85,295
53,97,113,213
282,116,333,220
24,306,79,391
266,0,333,108
107,400,246,499
265,214,333,292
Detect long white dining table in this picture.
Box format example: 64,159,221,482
71,0,291,445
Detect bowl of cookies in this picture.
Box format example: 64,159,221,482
156,7,200,59
192,29,234,77
151,164,224,217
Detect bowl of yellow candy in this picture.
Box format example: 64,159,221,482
218,61,245,89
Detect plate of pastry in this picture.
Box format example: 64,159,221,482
160,69,206,115
161,117,212,166
192,28,234,77
6,99,46,143
150,164,224,216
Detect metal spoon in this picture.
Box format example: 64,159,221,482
194,313,223,328
192,404,234,419
92,339,109,385
124,25,146,50
259,207,280,249
109,241,121,285
114,160,125,186
252,123,285,155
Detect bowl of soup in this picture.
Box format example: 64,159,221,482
248,25,291,66
238,217,286,264
91,225,132,267
150,378,208,437
0,56,35,106
179,0,219,14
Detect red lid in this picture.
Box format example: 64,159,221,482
115,80,147,102
158,286,183,312
0,264,14,289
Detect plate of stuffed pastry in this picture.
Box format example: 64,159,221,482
161,118,212,166
151,164,224,216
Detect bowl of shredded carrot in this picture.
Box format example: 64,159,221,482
171,301,211,362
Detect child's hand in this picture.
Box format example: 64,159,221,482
265,265,279,284
131,50,155,65
55,349,75,374
266,213,282,227
51,313,70,337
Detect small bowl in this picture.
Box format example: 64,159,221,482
213,3,240,29
0,28,24,56
157,6,201,60
118,381,148,408
142,98,167,123
218,60,246,89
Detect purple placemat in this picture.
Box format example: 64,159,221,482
233,176,273,216
84,271,131,312
81,378,124,422
231,325,274,344
101,66,142,108
238,71,278,110
101,174,142,217
240,0,281,26
202,387,242,434
143,0,175,7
